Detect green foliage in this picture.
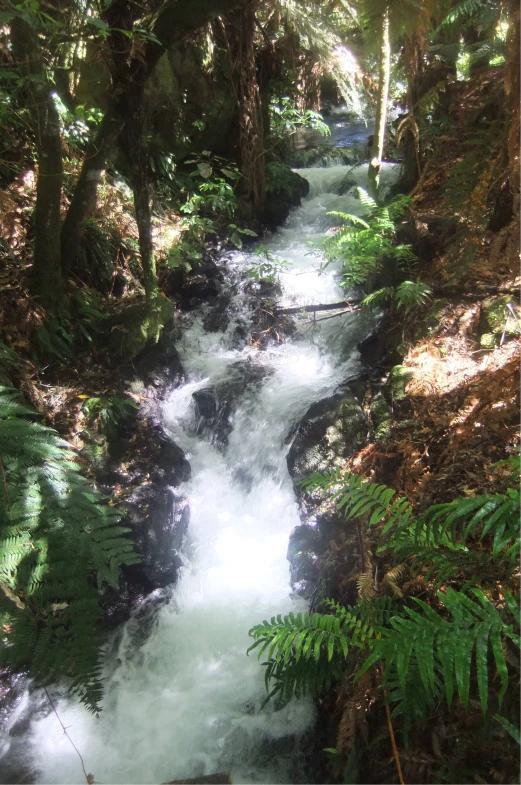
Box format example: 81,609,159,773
246,245,290,283
0,380,139,711
362,281,433,314
268,97,330,159
167,152,255,268
249,463,520,745
81,394,138,437
266,161,302,199
319,189,416,287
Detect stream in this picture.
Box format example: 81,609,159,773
5,162,398,784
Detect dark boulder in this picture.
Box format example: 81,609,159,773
287,392,369,485
192,389,218,420
133,324,185,388
287,524,326,599
130,488,190,589
262,166,310,230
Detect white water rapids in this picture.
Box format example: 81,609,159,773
5,162,398,785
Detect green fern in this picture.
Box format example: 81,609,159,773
362,588,519,714
0,378,139,711
318,190,416,288
251,466,520,742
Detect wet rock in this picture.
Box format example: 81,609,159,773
193,389,218,420
192,360,273,449
184,275,222,306
0,671,26,735
358,329,386,365
157,436,191,485
287,392,369,482
262,167,310,230
133,325,185,388
202,295,231,333
286,387,371,597
127,488,190,590
287,524,326,598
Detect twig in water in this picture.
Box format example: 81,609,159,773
44,687,94,784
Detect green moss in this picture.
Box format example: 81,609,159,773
480,296,521,348
387,365,414,401
370,392,392,441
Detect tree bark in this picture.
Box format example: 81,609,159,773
223,4,266,211
400,31,426,191
61,108,124,273
505,0,520,213
123,105,160,311
368,8,391,202
11,17,64,312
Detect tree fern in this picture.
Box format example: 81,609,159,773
0,379,139,711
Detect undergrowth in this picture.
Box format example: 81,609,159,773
248,459,520,778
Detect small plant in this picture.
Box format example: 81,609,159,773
80,394,138,436
167,152,256,269
319,189,416,288
362,280,433,314
268,97,330,160
246,245,291,283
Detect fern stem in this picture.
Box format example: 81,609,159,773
385,700,405,785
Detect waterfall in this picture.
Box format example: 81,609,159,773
11,161,399,785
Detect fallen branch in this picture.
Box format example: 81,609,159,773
275,299,362,315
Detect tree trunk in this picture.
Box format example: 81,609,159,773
368,8,391,202
224,4,266,211
505,0,520,214
123,105,160,310
400,30,426,191
61,108,124,273
60,0,252,277
11,18,64,312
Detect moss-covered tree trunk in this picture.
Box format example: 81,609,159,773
61,109,124,274
11,18,64,312
123,105,160,311
400,30,426,191
224,4,266,211
368,8,391,202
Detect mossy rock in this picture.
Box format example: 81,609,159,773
370,392,392,441
479,296,521,348
386,365,414,401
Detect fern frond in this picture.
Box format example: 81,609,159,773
357,569,375,600
0,379,138,711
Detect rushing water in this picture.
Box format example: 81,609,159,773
6,162,398,785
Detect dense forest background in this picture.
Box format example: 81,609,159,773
0,0,519,782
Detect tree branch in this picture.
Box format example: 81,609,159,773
274,299,362,315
